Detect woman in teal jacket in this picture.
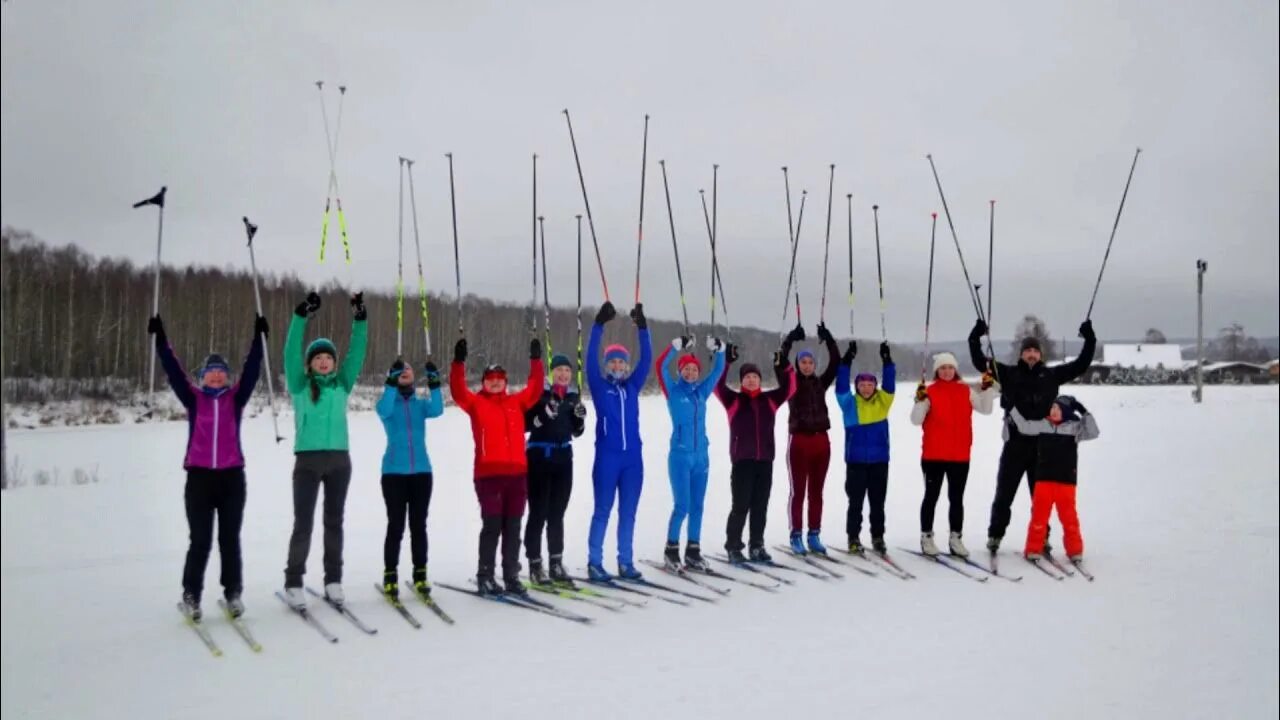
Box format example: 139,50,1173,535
281,292,368,610
656,335,727,572
376,359,444,599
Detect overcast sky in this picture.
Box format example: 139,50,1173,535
2,1,1277,342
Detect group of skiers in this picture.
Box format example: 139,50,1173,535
154,291,1101,621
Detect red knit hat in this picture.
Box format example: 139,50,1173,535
677,354,701,372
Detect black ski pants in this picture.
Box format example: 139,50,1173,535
381,472,433,572
987,434,1040,540
920,460,969,533
846,462,889,540
284,451,352,587
182,468,246,599
725,460,773,552
524,453,573,561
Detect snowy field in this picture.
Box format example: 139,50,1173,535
2,385,1277,719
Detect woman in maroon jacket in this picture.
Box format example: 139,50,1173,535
715,345,797,563
780,323,840,555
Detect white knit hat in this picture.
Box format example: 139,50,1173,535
933,352,959,374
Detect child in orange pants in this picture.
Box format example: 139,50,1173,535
1009,396,1099,560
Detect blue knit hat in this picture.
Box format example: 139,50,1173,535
199,353,230,378
796,349,815,363
306,338,338,366
604,344,630,364
550,354,573,371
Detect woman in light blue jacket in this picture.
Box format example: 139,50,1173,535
376,359,444,599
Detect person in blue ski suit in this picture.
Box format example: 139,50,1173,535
656,334,727,572
375,359,445,599
585,301,652,580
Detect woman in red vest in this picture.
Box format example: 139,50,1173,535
909,352,996,557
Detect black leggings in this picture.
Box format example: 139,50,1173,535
845,463,888,540
726,460,773,551
525,454,573,560
382,473,433,571
183,468,246,598
920,460,969,533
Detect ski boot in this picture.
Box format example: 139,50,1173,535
986,536,1001,553
283,586,306,610
848,536,864,554
412,565,431,597
548,555,576,589
382,569,399,599
920,532,940,557
806,531,827,555
948,532,970,558
504,575,529,598
1024,551,1043,561
529,557,551,586
476,574,504,596
789,531,807,556
663,542,682,572
224,590,245,619
617,562,643,581
1068,553,1083,564
587,563,613,582
323,582,345,607
748,546,773,563
871,536,887,554
684,543,709,572
181,590,202,621
725,548,749,564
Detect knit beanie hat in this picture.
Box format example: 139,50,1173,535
932,352,959,375
1019,336,1043,353
796,349,815,364
550,354,573,371
1054,395,1080,422
678,354,701,372
604,344,630,364
199,353,230,378
854,372,878,387
306,338,338,366
483,364,507,381
739,363,762,381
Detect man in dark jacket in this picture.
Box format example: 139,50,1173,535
523,354,587,587
781,322,840,555
968,317,1097,551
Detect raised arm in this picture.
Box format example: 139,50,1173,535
1008,408,1053,436
968,320,991,374
339,316,369,391
656,342,678,398
881,361,896,397
696,346,727,399
628,327,653,392
970,384,997,415
909,395,931,426
284,313,309,395
585,322,606,399
423,384,445,419
376,384,399,420
153,320,197,409
1052,321,1098,384
714,357,739,408
518,357,547,411
819,332,840,389
835,362,856,418
233,319,265,408
449,360,476,413
1077,412,1100,442
765,361,797,406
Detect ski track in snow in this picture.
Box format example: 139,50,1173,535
2,386,1277,719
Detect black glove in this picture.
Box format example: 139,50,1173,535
773,350,790,369
386,359,406,387
453,338,468,363
424,361,441,389
786,323,806,344
842,341,857,365
595,301,616,325
530,338,541,360
296,292,321,318
254,315,269,337
351,292,367,321
573,401,588,419
726,343,740,364
1078,319,1095,342
970,318,988,339
1070,398,1088,415
879,342,893,365
147,315,164,335
629,303,647,329
816,323,834,343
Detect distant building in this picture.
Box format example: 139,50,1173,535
1054,343,1192,385
1201,361,1272,384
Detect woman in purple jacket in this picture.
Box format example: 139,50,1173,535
150,314,265,621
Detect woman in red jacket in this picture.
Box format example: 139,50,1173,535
909,353,996,557
449,337,545,596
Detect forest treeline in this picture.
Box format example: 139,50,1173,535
0,227,922,395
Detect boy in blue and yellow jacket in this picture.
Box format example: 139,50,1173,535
375,359,445,599
835,341,896,553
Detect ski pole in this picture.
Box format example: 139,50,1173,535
538,216,552,363
634,115,649,306
405,158,430,357
922,213,937,383
780,189,807,336
659,160,691,335
562,109,611,302
243,217,283,443
446,152,464,337
925,154,984,321
575,214,584,392
396,157,406,357
819,164,835,324
711,164,719,335
987,199,995,335
846,193,855,337
133,186,166,408
872,204,887,342
532,153,539,337
316,82,351,264
1085,147,1143,319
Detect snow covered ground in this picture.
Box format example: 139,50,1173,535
3,386,1277,719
